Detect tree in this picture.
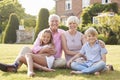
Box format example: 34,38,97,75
2,13,19,43
0,0,25,31
49,7,55,14
81,3,118,26
24,14,36,28
34,8,49,40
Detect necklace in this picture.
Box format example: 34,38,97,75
71,35,76,42
72,39,75,42
68,30,76,42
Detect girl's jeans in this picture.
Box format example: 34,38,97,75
71,60,106,74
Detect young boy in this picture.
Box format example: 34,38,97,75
67,27,107,75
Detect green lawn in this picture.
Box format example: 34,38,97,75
0,44,120,80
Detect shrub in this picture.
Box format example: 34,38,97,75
98,34,107,43
81,3,118,26
2,13,19,43
106,36,118,45
59,25,68,31
34,8,49,40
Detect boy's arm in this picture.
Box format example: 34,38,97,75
100,46,108,63
101,54,106,63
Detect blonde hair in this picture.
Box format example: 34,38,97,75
66,16,79,26
85,27,98,36
48,14,60,23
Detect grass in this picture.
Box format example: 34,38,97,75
0,44,120,80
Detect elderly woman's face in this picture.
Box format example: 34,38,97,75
68,22,78,30
49,17,59,31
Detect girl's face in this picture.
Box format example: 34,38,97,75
86,33,97,44
49,17,59,32
68,22,77,31
41,32,51,45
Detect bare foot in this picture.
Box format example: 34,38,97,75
94,72,100,76
41,67,55,72
27,71,35,77
70,71,82,74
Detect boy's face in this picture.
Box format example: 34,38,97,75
86,33,97,44
41,32,51,45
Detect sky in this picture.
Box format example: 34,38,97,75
18,0,55,16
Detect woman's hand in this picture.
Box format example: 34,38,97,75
99,40,105,48
67,60,72,68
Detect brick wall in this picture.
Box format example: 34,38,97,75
55,0,120,19
72,0,82,18
56,0,65,16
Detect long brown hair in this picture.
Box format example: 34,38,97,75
40,29,54,46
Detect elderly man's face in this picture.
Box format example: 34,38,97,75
49,17,59,31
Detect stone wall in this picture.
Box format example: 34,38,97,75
16,30,34,43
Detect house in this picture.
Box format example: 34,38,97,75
54,0,120,24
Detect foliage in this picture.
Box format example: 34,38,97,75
98,34,107,43
98,14,120,44
59,25,68,31
0,0,25,31
81,10,91,25
0,25,2,33
2,13,19,43
106,36,118,45
23,14,36,28
49,7,55,14
34,8,49,40
81,3,118,26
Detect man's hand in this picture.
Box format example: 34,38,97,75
40,47,56,55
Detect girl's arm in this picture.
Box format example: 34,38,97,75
38,44,56,55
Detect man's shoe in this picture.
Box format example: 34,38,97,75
0,63,17,72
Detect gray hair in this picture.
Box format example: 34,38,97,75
48,14,60,23
66,16,79,26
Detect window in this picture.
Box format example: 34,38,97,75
65,0,72,10
93,17,99,24
102,0,111,4
82,0,90,8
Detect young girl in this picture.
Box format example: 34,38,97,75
25,29,56,77
67,27,107,75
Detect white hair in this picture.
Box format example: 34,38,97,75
66,16,79,26
48,14,60,23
